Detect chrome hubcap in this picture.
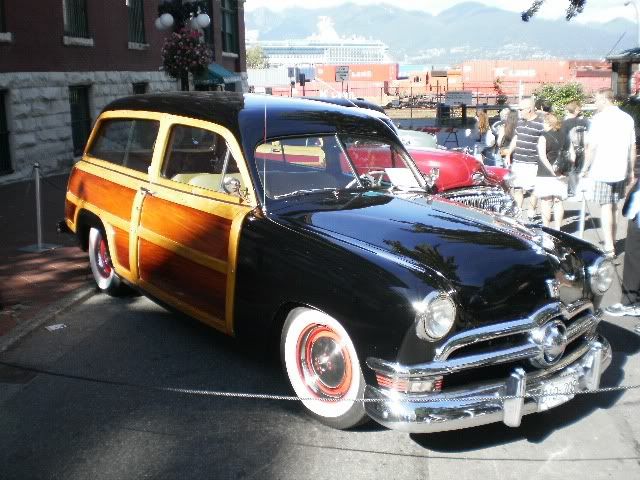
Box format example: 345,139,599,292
297,324,352,399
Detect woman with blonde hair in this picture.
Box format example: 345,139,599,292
473,110,495,163
535,113,567,230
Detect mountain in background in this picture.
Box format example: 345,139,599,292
245,2,637,64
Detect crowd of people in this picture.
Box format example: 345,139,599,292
474,88,639,320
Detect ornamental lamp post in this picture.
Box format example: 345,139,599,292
155,0,212,91
625,0,640,48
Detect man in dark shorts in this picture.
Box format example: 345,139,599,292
581,89,636,257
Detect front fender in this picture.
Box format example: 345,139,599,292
232,213,449,377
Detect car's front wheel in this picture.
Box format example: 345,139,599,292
281,307,368,429
88,227,125,295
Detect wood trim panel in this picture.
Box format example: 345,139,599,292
140,195,231,261
138,239,227,321
68,169,136,222
64,199,77,227
113,227,130,271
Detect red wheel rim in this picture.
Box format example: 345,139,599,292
296,324,353,399
96,236,113,279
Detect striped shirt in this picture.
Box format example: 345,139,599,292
512,114,545,164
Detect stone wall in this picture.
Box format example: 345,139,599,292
0,71,177,183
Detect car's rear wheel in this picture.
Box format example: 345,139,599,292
88,227,125,295
281,307,368,429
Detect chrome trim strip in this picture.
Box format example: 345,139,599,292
434,319,532,361
364,336,611,433
434,300,593,361
367,342,541,377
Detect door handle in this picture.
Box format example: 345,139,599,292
140,187,155,197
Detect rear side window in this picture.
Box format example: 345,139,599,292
88,119,159,173
161,124,243,194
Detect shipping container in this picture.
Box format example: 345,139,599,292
315,63,399,83
462,60,571,84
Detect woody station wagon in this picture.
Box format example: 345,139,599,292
62,92,614,432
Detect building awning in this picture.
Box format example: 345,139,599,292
606,48,640,63
194,63,242,85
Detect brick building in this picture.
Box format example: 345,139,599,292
0,0,247,180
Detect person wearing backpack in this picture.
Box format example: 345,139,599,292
559,101,589,196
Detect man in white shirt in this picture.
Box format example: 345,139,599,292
581,89,636,256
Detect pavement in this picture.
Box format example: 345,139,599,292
0,171,94,352
0,167,636,354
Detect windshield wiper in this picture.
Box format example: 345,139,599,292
273,187,337,199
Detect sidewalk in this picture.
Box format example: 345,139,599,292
0,169,632,351
0,172,93,348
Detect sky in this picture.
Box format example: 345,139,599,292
244,0,636,24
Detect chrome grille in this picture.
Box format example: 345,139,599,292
439,186,517,216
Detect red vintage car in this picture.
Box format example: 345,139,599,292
304,99,516,216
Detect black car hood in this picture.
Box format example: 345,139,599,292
274,191,585,325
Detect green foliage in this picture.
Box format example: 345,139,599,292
246,45,270,69
533,83,587,118
621,103,640,130
522,0,586,21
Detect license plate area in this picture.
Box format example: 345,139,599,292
537,373,579,411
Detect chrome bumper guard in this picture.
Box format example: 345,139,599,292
364,336,611,433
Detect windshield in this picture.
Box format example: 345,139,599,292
397,129,437,149
254,134,425,199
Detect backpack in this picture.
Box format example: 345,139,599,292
567,125,587,165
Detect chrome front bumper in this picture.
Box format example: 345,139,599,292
364,336,611,433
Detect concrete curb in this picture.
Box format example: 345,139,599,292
0,284,96,354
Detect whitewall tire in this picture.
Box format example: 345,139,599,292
281,307,368,429
88,227,124,295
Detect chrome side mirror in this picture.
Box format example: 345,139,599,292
222,176,241,195
425,167,440,188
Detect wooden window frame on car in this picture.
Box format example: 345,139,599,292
152,114,256,207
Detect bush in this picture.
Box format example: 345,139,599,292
621,103,640,133
533,83,587,118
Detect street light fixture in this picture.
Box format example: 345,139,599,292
155,0,213,92
625,0,640,48
154,0,211,33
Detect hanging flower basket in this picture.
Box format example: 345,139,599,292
161,28,212,81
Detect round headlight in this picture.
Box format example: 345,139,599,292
415,292,456,341
588,257,615,294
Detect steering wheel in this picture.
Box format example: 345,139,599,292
346,170,386,189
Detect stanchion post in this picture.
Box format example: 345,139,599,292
34,162,43,251
578,192,586,239
18,162,61,253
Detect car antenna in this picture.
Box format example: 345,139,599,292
313,77,359,108
263,100,267,212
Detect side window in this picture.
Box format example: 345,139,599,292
87,119,159,173
255,137,326,170
161,124,243,195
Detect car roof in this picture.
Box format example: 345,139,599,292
304,97,387,113
102,92,397,153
